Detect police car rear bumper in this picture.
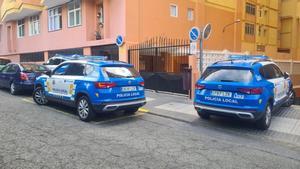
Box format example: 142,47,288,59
194,104,257,120
93,99,146,112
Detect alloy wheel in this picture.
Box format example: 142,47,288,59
78,99,89,119
34,88,48,105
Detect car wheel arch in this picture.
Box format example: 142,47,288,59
268,98,274,110
35,83,43,88
75,92,90,103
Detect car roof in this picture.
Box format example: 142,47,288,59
209,55,273,69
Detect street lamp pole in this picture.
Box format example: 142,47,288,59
222,19,241,32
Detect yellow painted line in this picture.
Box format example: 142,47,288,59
22,98,35,104
138,108,149,113
92,112,145,125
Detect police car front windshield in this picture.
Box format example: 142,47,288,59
202,68,253,83
102,67,140,78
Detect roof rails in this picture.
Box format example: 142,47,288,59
213,55,271,65
52,54,107,61
228,55,270,61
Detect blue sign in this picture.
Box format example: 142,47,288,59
189,27,200,42
116,35,124,47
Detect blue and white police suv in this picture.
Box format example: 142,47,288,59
33,58,146,122
194,55,295,130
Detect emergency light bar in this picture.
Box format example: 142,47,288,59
228,55,269,60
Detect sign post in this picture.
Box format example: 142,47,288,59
189,24,212,73
199,24,212,74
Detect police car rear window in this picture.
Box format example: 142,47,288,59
102,67,140,78
202,68,253,83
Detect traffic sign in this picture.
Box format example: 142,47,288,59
189,27,200,42
116,35,124,47
190,42,197,55
202,24,212,40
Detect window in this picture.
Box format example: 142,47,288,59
65,63,85,76
29,15,40,36
48,6,62,31
246,3,256,15
202,68,253,83
187,8,194,21
245,23,255,35
102,67,141,78
17,19,25,38
46,58,65,65
21,64,48,72
85,64,99,77
170,4,178,17
260,64,283,79
53,64,70,75
2,64,19,73
20,52,44,62
68,0,82,27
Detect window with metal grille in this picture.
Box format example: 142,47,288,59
246,3,256,15
245,23,255,35
20,52,44,62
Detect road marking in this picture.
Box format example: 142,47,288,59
138,108,149,113
22,98,35,104
91,112,145,125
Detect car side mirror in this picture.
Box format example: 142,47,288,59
284,72,290,79
45,70,52,77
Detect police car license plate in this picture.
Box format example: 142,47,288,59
122,86,137,92
211,90,232,97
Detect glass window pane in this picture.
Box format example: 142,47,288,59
76,10,81,25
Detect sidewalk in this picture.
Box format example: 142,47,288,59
143,90,300,139
144,90,198,122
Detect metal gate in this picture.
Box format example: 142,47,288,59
128,37,191,95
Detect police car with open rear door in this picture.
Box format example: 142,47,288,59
33,57,146,122
194,55,295,130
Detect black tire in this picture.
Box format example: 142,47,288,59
77,96,95,122
33,87,48,105
124,107,139,115
283,90,295,107
10,82,18,95
197,110,210,119
256,103,272,130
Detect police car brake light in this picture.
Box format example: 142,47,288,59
20,72,29,81
238,88,263,95
195,84,205,90
139,81,145,87
95,82,116,89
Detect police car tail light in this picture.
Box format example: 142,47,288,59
95,82,116,89
139,81,145,87
20,72,29,81
238,88,263,95
195,84,205,90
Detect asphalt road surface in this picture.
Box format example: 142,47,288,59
0,89,300,169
